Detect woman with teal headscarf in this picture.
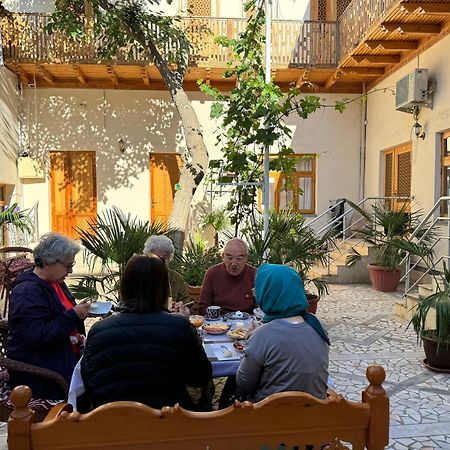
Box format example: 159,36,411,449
236,264,330,402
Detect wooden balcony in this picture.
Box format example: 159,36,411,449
2,2,449,93
1,13,350,92
326,0,450,90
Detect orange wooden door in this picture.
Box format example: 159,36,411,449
384,144,411,211
50,151,97,239
149,153,182,224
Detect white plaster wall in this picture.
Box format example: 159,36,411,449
0,67,19,189
3,0,54,12
21,88,361,234
365,33,450,214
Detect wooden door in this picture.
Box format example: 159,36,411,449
50,151,97,239
149,153,182,225
384,144,411,211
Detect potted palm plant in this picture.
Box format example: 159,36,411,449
72,207,172,302
243,209,336,313
410,263,450,371
0,203,33,246
346,201,434,292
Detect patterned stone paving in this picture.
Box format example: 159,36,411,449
0,284,449,449
320,284,450,449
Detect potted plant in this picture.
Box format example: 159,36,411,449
0,203,33,247
171,233,222,302
410,263,450,371
243,209,336,313
346,201,435,292
72,207,172,302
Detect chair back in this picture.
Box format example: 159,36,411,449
7,365,389,450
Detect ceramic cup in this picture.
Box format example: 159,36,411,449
206,305,221,321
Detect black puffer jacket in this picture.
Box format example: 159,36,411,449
80,310,212,410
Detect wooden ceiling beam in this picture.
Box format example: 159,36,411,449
72,64,87,85
352,54,401,64
141,66,149,86
365,40,418,50
381,22,441,34
205,67,211,86
107,65,119,86
401,2,450,15
14,64,30,85
295,70,309,87
340,67,385,76
36,64,54,84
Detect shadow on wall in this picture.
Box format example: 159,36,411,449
23,90,184,204
0,71,19,166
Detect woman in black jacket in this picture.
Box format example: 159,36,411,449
81,254,212,410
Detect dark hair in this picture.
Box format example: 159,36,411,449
120,255,169,313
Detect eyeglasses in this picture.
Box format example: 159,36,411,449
57,261,76,270
224,255,247,263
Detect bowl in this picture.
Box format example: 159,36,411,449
225,311,250,320
189,315,205,329
253,307,264,320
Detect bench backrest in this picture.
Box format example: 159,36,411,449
7,365,389,450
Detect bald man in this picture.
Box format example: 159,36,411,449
198,238,257,315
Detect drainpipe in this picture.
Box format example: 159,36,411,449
359,82,368,200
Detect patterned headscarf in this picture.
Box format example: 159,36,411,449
255,264,330,345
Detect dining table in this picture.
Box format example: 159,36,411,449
68,315,254,410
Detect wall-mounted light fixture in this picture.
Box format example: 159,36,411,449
412,106,425,140
118,138,126,153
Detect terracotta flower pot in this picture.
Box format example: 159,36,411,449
306,293,320,315
422,334,450,371
368,264,401,292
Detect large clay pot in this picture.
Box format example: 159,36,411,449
368,264,401,292
422,333,450,371
306,293,320,315
187,285,202,314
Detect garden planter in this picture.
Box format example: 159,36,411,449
306,293,320,315
422,333,450,371
187,285,202,313
368,264,401,292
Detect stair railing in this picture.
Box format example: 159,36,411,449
309,196,411,274
401,196,450,295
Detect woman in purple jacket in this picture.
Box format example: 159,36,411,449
7,233,90,399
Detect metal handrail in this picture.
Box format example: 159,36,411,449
402,197,450,296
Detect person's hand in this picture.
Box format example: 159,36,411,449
74,301,91,320
173,301,190,318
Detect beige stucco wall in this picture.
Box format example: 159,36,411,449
365,33,450,214
20,87,362,235
0,66,19,192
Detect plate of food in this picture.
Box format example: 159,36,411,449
202,323,231,335
224,311,250,320
227,327,248,340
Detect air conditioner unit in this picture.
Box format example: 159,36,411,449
395,68,430,113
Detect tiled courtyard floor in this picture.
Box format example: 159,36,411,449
0,283,449,449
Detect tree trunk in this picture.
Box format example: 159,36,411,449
97,0,210,247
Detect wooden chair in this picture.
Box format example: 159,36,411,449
0,246,33,317
0,319,68,422
7,365,389,450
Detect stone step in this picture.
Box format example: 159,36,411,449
418,283,433,298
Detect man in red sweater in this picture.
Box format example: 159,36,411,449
199,238,257,315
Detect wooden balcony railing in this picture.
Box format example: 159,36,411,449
339,0,397,58
0,13,338,68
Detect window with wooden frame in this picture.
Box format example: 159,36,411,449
260,154,316,214
440,130,450,215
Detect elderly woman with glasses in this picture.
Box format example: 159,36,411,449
7,232,90,400
143,235,191,314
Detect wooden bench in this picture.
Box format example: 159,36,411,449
7,365,389,450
